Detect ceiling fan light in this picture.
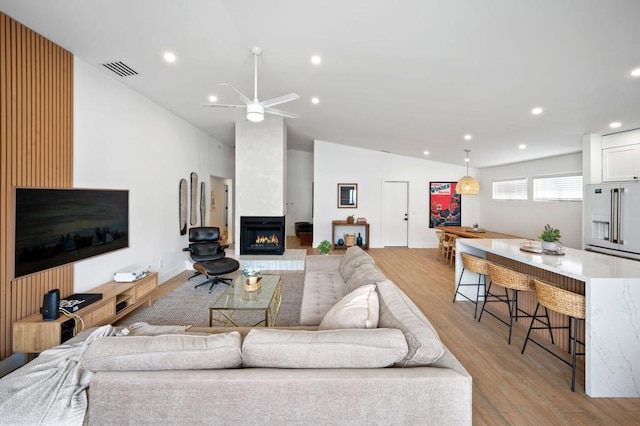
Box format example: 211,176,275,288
246,103,264,122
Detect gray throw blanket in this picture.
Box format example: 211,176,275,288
0,325,115,425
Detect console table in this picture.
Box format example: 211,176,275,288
332,220,369,250
455,238,640,397
13,272,158,353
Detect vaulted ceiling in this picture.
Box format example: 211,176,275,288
1,0,639,168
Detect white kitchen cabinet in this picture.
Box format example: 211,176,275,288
602,143,640,182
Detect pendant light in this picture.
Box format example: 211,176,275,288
456,149,480,195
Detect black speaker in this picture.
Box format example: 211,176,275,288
40,289,60,321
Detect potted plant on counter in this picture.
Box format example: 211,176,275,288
539,224,561,251
318,240,332,255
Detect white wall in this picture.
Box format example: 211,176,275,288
234,116,286,252
286,149,314,235
313,140,479,248
478,152,583,248
73,58,234,291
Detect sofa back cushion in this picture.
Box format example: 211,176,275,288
80,332,242,371
338,246,375,282
376,280,445,366
318,284,379,330
242,328,407,368
344,263,387,294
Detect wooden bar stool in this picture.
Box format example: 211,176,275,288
479,263,535,344
453,253,491,318
522,279,586,392
442,233,457,266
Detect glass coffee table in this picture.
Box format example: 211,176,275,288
209,274,282,327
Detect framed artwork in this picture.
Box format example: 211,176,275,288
337,183,358,208
429,182,461,228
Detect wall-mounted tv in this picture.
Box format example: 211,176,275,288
14,188,129,278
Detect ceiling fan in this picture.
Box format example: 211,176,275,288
202,46,299,122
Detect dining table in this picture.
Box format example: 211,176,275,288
435,225,523,240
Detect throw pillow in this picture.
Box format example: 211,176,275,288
242,328,408,368
318,284,379,330
80,332,242,371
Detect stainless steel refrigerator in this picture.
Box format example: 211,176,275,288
584,182,640,260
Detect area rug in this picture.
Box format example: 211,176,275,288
114,272,304,328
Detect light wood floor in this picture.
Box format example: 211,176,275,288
367,247,640,426
157,237,640,424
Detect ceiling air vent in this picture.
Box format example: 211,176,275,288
101,61,139,77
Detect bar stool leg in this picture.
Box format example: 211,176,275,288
452,267,467,303
571,317,580,392
474,274,484,319
507,289,516,344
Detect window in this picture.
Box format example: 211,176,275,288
492,178,528,200
533,174,583,201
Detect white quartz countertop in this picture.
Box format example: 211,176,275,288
458,238,640,281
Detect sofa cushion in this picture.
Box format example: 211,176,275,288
299,270,346,325
344,263,388,294
242,328,408,368
376,280,445,366
80,332,242,372
318,284,379,330
338,246,375,282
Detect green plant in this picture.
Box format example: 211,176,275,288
317,240,332,254
242,267,262,277
539,224,561,242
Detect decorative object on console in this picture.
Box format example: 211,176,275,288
179,178,187,235
190,172,198,226
344,234,355,247
346,214,355,224
455,149,480,195
356,217,367,224
317,240,332,254
356,233,363,246
40,289,60,321
337,183,358,208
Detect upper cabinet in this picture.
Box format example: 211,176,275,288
602,130,640,182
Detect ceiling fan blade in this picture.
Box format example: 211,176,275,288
260,93,300,108
265,107,299,119
201,103,246,108
219,83,252,105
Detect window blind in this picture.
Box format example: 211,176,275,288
492,179,528,200
533,174,583,201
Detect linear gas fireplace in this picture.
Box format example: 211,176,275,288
240,216,286,255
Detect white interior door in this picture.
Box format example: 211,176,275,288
383,181,408,247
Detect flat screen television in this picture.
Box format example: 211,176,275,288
14,188,129,278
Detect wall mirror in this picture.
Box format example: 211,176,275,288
337,183,358,208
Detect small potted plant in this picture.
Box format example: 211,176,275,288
539,224,561,251
317,240,332,255
242,267,262,285
472,223,479,230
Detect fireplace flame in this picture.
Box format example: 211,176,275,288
255,234,279,245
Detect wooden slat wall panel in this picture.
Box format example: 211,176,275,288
0,12,73,360
486,253,585,353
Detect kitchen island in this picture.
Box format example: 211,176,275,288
455,238,640,397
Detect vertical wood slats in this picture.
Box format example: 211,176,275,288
1,12,73,361
486,253,585,352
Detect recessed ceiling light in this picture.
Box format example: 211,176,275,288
610,122,622,128
208,95,218,103
464,134,472,140
630,68,640,77
531,107,543,115
519,144,527,150
311,97,320,104
163,52,176,63
423,151,430,156
311,55,322,65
